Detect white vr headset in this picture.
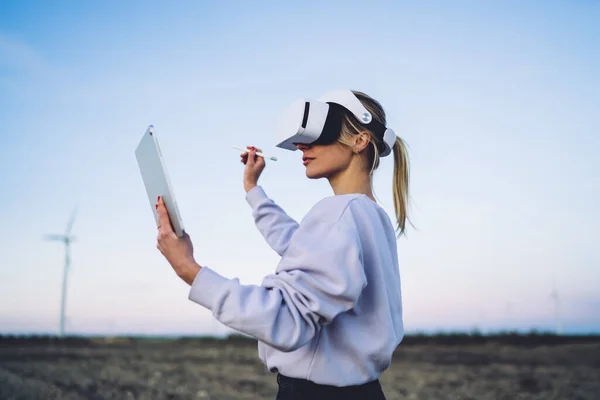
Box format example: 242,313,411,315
275,89,396,157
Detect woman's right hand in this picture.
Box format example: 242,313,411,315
241,146,265,193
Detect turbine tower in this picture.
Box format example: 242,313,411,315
549,284,562,335
43,207,77,337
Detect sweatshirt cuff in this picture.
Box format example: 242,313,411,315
188,267,230,311
245,185,269,209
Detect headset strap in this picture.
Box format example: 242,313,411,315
319,89,392,155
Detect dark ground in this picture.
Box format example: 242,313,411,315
1,334,599,400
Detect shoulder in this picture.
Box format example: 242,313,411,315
306,194,357,221
280,195,364,262
301,193,384,230
279,194,388,262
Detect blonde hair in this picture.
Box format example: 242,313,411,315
337,90,411,237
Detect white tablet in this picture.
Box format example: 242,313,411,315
135,125,185,237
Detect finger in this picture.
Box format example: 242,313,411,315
246,148,256,166
241,146,256,164
241,145,254,156
254,148,265,163
156,196,174,235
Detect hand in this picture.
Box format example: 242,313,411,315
240,146,265,193
155,196,201,285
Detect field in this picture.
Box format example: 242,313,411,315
1,334,599,400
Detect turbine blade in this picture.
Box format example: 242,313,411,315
65,206,78,235
43,234,64,241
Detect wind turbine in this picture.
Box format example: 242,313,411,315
43,207,78,337
549,283,562,335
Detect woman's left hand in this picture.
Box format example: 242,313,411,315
155,196,201,285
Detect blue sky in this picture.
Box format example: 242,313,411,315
1,0,599,336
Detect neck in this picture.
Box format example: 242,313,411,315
327,164,375,202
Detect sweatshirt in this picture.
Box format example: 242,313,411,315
188,185,404,387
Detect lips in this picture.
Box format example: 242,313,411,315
302,156,314,166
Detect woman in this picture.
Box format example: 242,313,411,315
155,89,409,399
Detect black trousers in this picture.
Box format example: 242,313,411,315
275,373,387,400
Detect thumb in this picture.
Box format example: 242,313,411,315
246,148,256,166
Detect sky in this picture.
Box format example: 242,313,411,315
1,0,599,337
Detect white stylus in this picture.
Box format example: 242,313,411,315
232,146,278,161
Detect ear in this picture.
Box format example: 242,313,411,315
353,131,371,153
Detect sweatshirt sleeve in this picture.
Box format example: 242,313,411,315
188,202,367,352
245,186,299,256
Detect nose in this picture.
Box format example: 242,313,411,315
295,143,311,151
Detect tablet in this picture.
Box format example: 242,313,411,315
135,125,185,237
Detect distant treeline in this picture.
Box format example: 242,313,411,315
1,331,599,348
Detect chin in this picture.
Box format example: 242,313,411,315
305,164,331,180
305,169,323,179
306,173,325,180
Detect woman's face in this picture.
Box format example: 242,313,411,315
295,142,354,180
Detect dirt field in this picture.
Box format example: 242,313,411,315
1,335,599,400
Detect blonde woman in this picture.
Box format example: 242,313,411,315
155,89,409,399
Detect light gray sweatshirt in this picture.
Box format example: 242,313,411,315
188,185,404,386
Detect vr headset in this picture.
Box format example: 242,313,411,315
275,89,396,157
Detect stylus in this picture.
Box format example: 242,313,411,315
232,146,278,161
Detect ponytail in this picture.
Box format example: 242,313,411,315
337,90,411,237
392,136,410,237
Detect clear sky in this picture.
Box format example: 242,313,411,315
1,0,599,336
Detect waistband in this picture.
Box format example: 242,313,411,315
277,373,382,392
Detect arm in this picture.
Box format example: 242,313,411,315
188,205,366,352
246,186,299,256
